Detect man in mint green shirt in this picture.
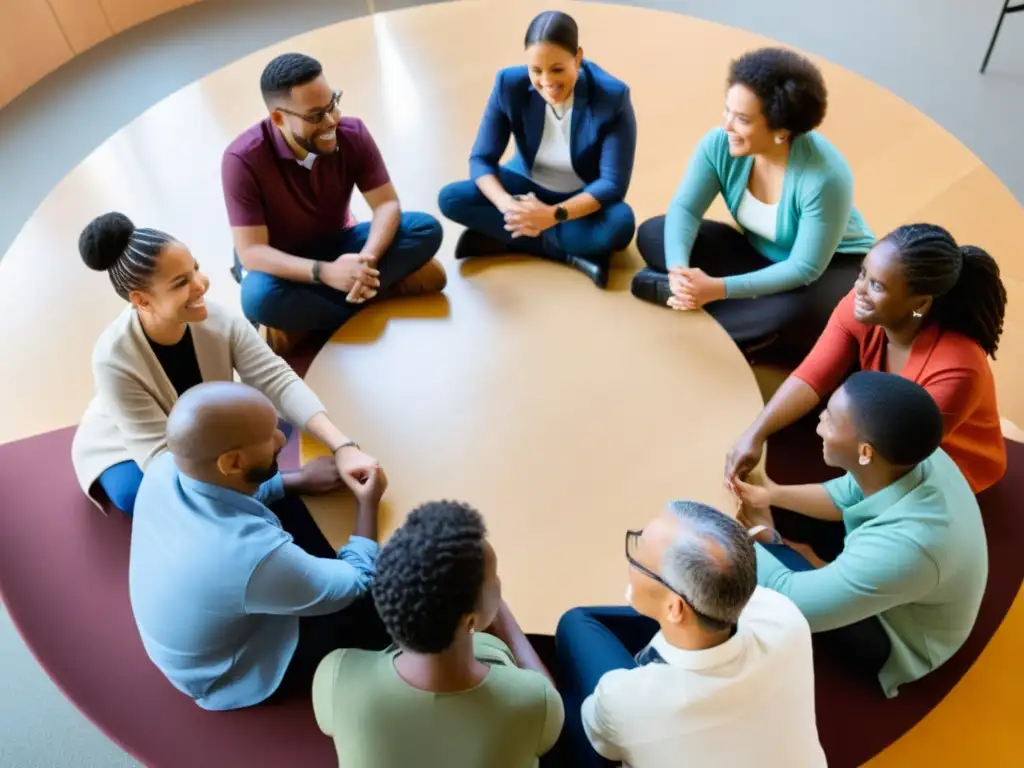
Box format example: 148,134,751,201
313,501,563,767
732,371,988,697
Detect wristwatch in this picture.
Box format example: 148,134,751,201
553,205,569,223
311,261,323,284
747,525,783,545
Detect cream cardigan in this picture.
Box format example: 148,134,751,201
71,301,325,502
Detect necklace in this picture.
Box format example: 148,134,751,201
549,103,568,121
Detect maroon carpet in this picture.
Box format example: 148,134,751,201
0,416,1020,767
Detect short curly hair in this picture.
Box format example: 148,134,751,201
372,501,488,653
727,47,827,137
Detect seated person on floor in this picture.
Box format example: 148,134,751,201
130,381,392,711
632,47,874,355
313,501,563,768
732,371,988,698
437,10,636,289
73,212,379,515
223,52,446,353
555,500,825,768
727,223,1007,493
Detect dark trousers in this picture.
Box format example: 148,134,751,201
266,494,392,702
636,217,863,352
240,212,443,333
554,606,659,768
437,166,636,263
761,541,892,676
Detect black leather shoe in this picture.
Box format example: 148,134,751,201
454,230,509,260
566,255,609,289
630,268,672,306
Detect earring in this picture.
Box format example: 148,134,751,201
774,135,786,144
858,455,871,466
912,310,924,319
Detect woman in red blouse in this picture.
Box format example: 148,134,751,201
726,223,1008,493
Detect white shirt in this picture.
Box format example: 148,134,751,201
735,189,779,241
581,588,826,768
530,97,586,194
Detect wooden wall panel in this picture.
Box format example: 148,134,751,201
0,0,74,108
47,0,113,53
99,0,199,34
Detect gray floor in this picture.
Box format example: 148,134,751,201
0,0,1021,765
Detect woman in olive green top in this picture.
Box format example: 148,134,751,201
313,501,564,767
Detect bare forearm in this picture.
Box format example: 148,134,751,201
560,191,601,220
353,497,379,541
304,412,353,453
751,377,821,443
489,601,554,685
238,244,315,283
361,201,401,262
768,483,843,521
475,174,515,211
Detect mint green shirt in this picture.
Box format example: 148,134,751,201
664,127,875,298
312,633,564,768
756,449,988,697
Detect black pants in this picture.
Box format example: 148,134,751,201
761,541,892,677
265,494,392,702
636,217,864,354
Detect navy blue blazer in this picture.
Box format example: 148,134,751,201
468,60,637,204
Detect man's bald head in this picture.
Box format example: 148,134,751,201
167,383,283,486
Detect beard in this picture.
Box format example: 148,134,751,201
244,450,281,485
293,131,338,156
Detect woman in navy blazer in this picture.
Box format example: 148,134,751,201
438,11,637,288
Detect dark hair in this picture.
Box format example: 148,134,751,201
524,10,579,54
79,212,174,301
664,501,757,630
727,47,827,137
842,371,943,466
260,53,323,105
882,223,1007,358
372,501,488,654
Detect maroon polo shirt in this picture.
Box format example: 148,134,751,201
221,117,391,254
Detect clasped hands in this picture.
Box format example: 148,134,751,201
667,266,727,311
317,253,381,304
502,192,555,239
284,447,387,504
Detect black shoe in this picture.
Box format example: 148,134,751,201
566,255,609,289
454,230,509,260
630,268,672,306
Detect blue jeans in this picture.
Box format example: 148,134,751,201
240,212,443,333
98,422,295,516
437,167,635,261
554,606,659,768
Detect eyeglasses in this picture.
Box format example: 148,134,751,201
625,529,733,630
278,90,343,125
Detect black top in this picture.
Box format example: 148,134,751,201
146,326,204,397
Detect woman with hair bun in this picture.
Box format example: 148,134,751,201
633,47,874,353
727,223,1008,495
438,10,637,289
72,212,381,514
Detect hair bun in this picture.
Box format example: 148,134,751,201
79,212,135,272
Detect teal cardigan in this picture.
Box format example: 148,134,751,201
664,128,875,299
756,449,988,698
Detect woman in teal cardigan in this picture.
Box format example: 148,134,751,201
731,371,988,698
633,48,874,355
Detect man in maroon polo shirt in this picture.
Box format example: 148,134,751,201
222,53,446,352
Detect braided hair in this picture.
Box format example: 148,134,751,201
372,501,488,654
884,223,1007,358
79,212,174,301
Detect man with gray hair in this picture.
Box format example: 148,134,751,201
554,500,825,767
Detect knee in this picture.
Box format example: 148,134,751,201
606,203,637,251
555,606,591,643
437,180,480,222
399,212,444,260
240,271,284,326
101,474,140,515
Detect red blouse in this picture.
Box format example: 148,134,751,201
793,290,1006,492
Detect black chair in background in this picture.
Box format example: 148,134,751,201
981,0,1024,73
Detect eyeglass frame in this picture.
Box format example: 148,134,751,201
276,90,343,125
624,529,734,631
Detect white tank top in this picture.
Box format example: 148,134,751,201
736,189,779,242
530,97,586,194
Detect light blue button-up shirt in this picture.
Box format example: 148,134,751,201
129,452,378,710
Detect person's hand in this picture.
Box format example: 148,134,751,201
497,195,529,216
728,473,775,511
725,429,765,483
289,456,344,496
503,193,555,239
349,464,388,507
668,266,690,304
667,267,725,310
319,254,381,299
735,499,776,538
335,445,382,493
